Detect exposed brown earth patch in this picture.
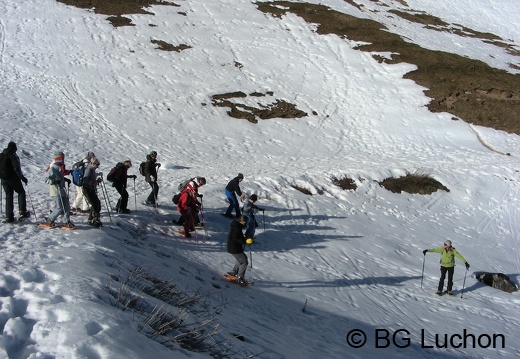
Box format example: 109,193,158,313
379,174,450,195
151,40,191,52
256,2,520,134
331,176,357,191
56,0,180,27
211,92,308,123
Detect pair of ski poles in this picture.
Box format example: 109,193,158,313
421,255,469,298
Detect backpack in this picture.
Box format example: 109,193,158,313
177,178,194,192
0,152,14,180
139,161,146,176
172,193,181,204
107,165,123,182
71,165,86,186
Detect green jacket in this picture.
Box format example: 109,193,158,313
427,247,467,268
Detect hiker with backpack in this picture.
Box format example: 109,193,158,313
176,179,203,238
172,177,206,226
107,160,137,214
0,141,30,223
43,151,75,229
223,173,245,218
243,194,264,240
71,152,95,213
82,157,103,227
143,151,161,206
423,240,470,296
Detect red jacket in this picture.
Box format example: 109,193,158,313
177,188,199,212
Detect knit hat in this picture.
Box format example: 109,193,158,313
250,194,258,202
54,151,65,162
7,142,17,152
444,240,452,247
237,173,244,180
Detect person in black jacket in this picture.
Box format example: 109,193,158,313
110,160,137,214
144,151,161,205
226,215,252,284
1,142,29,223
223,173,245,217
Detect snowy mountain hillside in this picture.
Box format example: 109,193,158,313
1,0,519,358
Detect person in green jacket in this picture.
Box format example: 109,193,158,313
423,240,470,295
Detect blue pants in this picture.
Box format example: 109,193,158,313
245,214,255,239
49,194,70,223
225,189,240,216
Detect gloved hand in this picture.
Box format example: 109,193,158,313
197,193,203,198
150,175,155,182
21,176,28,184
64,178,71,185
96,178,102,184
156,163,161,168
423,249,428,255
465,262,470,270
130,175,137,179
259,208,265,212
97,172,103,177
246,238,254,245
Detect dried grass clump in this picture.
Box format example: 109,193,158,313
331,176,357,190
379,173,449,194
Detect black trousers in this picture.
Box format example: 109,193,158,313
83,187,101,221
146,181,159,204
2,178,27,220
438,266,455,292
114,183,129,211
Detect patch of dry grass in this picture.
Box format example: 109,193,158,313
379,173,449,195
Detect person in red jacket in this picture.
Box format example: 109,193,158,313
176,184,201,238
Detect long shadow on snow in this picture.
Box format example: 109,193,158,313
260,275,422,289
96,223,466,359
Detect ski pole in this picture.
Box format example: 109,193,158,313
100,178,112,222
420,254,426,289
1,182,3,215
133,177,137,212
249,245,253,284
190,209,198,242
199,197,209,240
262,210,266,245
25,183,37,221
461,268,468,298
56,184,68,223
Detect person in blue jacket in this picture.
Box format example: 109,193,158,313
223,173,245,217
243,194,264,239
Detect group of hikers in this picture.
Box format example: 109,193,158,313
1,141,471,288
1,142,266,285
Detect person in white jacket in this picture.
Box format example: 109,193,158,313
71,151,95,212
45,151,74,228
